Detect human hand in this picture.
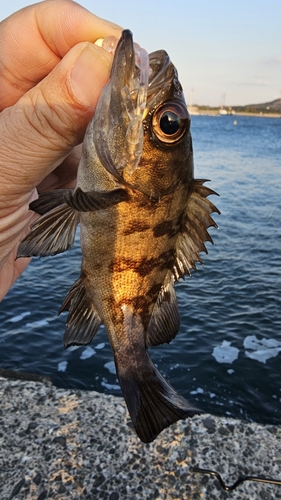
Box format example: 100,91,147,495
0,0,122,300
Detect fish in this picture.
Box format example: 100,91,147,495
17,30,220,443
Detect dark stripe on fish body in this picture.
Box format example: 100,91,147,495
136,256,164,277
108,296,156,331
114,295,153,313
158,249,175,270
147,282,163,299
110,257,159,276
114,281,168,320
123,221,150,236
153,220,178,238
110,249,175,277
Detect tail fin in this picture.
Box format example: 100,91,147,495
115,350,202,443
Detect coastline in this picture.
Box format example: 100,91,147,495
0,372,280,499
189,109,281,118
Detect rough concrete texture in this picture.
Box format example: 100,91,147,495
0,376,280,499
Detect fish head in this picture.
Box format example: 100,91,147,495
89,30,192,199
133,49,193,198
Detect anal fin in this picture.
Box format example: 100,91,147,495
59,278,101,348
146,277,180,347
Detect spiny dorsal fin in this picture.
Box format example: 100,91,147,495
173,179,220,280
59,278,101,348
146,277,180,347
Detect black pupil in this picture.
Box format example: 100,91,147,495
160,111,181,135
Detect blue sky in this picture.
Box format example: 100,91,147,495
1,0,281,106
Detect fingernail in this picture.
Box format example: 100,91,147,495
69,43,112,108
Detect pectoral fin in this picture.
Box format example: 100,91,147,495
29,189,73,215
17,202,79,258
146,277,180,347
173,180,220,280
59,278,101,348
64,187,128,211
17,186,128,259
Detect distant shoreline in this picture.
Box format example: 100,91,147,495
189,108,281,119
188,98,281,118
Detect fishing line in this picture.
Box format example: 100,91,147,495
190,467,281,491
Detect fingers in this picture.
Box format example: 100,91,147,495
0,41,113,200
0,188,37,300
0,1,122,297
0,0,122,109
0,249,31,301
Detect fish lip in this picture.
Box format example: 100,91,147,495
147,50,181,105
111,29,135,87
120,29,134,52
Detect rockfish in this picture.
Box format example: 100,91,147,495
18,30,219,443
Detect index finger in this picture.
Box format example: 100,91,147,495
0,0,122,109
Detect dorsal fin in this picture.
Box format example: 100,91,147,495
173,180,220,280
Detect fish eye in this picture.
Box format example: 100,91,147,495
152,101,190,144
160,111,181,135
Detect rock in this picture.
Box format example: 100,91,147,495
52,435,67,447
10,478,25,497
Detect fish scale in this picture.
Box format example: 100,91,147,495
17,30,219,443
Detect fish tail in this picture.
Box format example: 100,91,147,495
115,349,201,443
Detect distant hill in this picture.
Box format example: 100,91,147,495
232,98,281,114
191,98,281,116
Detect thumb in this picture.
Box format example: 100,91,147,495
0,41,113,199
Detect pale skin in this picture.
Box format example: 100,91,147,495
0,0,122,300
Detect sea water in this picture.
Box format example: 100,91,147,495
1,115,280,425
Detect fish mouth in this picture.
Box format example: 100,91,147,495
111,30,150,175
110,30,136,88
91,30,147,184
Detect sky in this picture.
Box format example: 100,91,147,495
1,0,281,107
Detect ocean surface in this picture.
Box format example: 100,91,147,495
1,115,280,426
